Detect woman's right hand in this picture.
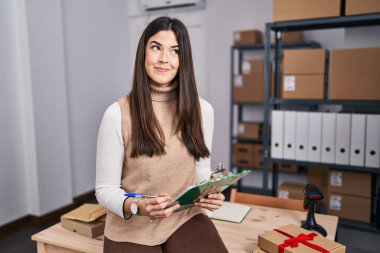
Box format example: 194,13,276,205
138,192,180,220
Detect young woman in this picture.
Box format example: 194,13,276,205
95,17,228,253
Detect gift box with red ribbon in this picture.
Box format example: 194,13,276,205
258,224,345,253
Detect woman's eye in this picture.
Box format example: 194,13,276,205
171,49,179,55
151,45,160,51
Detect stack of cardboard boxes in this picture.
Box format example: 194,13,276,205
233,143,263,168
327,170,372,223
282,49,326,99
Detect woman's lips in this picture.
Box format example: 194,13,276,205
154,67,169,72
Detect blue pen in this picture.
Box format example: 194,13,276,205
124,193,174,199
124,193,159,199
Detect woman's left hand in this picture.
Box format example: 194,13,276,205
195,193,225,211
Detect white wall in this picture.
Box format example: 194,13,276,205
0,0,130,226
62,0,130,197
0,0,31,225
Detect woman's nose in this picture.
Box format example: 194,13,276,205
159,50,168,63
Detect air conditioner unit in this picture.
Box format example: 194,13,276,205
139,0,206,12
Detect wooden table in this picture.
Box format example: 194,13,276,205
32,204,338,253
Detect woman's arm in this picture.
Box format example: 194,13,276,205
95,102,127,218
195,99,225,211
195,99,214,183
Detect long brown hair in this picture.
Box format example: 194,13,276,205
129,17,209,160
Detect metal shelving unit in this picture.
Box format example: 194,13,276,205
229,41,321,196
263,13,380,233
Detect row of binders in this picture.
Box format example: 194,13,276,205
271,110,380,168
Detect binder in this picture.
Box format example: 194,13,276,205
307,112,322,162
365,115,380,168
335,114,351,165
271,110,284,158
283,111,296,160
321,113,336,164
350,114,366,166
295,112,308,161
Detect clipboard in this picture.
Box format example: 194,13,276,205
169,170,252,211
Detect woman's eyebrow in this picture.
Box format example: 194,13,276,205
150,40,178,48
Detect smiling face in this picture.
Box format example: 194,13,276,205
145,30,180,88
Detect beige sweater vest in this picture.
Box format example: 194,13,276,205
104,85,204,245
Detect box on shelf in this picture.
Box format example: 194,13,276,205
242,59,265,75
328,170,372,198
329,47,380,100
258,224,346,253
282,49,327,99
273,0,342,22
346,0,380,16
234,59,266,103
60,216,105,238
278,163,299,173
277,181,305,200
233,143,263,168
307,167,328,187
282,31,303,44
233,30,263,45
327,193,371,223
237,122,263,139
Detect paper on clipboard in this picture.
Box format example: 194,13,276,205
168,170,252,211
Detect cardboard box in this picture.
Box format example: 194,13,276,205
234,30,263,45
328,170,372,198
60,216,105,238
283,31,303,44
242,59,265,75
329,47,380,100
282,49,326,99
234,59,266,102
278,163,299,173
237,122,263,139
233,143,263,168
273,0,342,22
258,224,346,253
253,249,267,253
283,49,326,74
277,181,305,200
346,0,380,16
234,75,265,102
307,167,328,187
327,193,371,223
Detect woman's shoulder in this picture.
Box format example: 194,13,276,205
102,101,121,122
198,98,214,115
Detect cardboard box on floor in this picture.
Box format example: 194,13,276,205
234,30,263,45
277,181,305,200
282,49,326,99
346,0,380,16
273,0,342,22
237,122,263,139
328,170,372,198
327,193,371,223
329,47,380,100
